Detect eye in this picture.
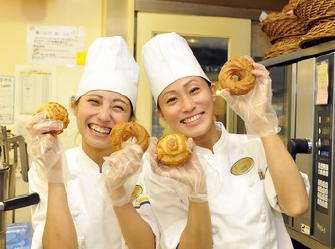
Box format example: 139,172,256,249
190,87,200,94
112,105,125,112
166,96,177,104
87,98,100,104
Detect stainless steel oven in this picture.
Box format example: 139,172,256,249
264,50,335,249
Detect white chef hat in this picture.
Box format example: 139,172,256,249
74,36,139,108
142,32,210,105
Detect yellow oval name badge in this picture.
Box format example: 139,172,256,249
231,157,254,175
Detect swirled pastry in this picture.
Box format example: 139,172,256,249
157,134,190,167
34,102,70,136
110,122,150,152
218,57,256,95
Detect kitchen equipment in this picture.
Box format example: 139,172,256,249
0,193,39,249
312,52,335,247
0,125,38,249
262,44,335,248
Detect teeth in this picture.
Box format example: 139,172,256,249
89,124,111,134
182,113,202,124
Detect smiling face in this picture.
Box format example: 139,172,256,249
157,76,219,147
72,90,133,157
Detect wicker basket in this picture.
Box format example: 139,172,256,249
263,36,302,59
299,19,335,48
260,12,308,43
282,0,299,13
294,0,335,27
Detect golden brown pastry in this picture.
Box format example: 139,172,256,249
157,134,190,167
110,122,150,152
218,57,256,95
34,102,70,136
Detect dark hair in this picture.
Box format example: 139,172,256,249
129,102,136,121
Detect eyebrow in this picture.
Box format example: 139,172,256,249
85,93,129,105
162,78,201,97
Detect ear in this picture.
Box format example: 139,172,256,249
155,109,165,120
71,100,78,116
210,83,217,101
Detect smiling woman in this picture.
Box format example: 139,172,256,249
140,32,309,249
26,36,158,249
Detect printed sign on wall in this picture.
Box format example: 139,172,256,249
27,25,85,66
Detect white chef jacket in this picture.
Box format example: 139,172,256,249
144,122,309,249
29,145,160,249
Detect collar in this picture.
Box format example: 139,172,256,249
75,144,107,174
195,122,229,154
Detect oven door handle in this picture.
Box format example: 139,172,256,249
287,138,313,161
0,192,40,211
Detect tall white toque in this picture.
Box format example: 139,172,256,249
142,32,210,105
75,36,139,108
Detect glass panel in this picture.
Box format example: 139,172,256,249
269,66,291,145
151,36,229,137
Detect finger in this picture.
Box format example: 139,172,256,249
37,120,63,133
243,55,255,64
27,120,63,137
148,137,157,153
220,89,237,106
149,139,157,158
32,111,48,123
121,138,136,148
150,156,160,175
149,136,158,144
26,112,47,136
251,64,269,77
124,142,143,157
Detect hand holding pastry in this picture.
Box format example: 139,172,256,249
218,56,256,95
150,137,208,202
26,102,69,182
32,102,70,136
104,140,143,207
218,56,280,137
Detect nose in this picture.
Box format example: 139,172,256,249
97,105,111,121
181,96,195,112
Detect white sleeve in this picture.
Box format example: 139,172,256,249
28,162,48,249
264,170,282,212
264,170,310,212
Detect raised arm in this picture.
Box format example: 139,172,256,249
104,141,156,249
27,112,77,248
220,56,309,217
150,138,212,249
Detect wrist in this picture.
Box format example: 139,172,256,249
109,186,130,207
245,117,280,138
47,160,64,183
188,194,208,203
189,177,208,202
